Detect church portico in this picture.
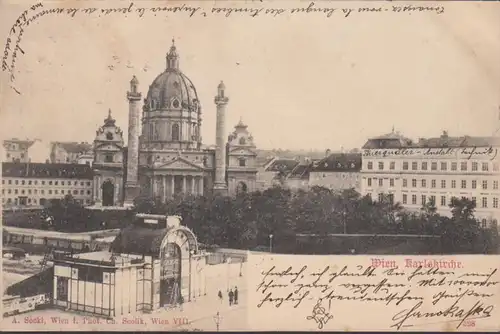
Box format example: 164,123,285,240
150,173,205,200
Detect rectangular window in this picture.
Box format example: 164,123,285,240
412,162,418,170
451,162,457,171
472,162,478,171
494,181,498,190
412,194,417,205
431,162,437,171
412,179,417,188
430,195,436,206
461,162,467,171
493,197,498,209
421,179,426,188
421,195,426,206
367,162,373,170
441,162,447,171
402,179,407,187
421,162,428,170
48,190,52,195
440,196,446,207
431,180,436,188
388,194,394,204
73,190,78,195
389,179,394,187
482,197,487,208
49,181,53,185
402,194,407,204
472,197,476,205
77,266,104,283
378,162,384,170
21,180,25,185
461,180,466,189
378,179,383,187
482,180,488,189
482,162,489,171
403,162,408,170
472,180,477,189
378,193,384,202
493,162,499,171
367,178,372,187
451,180,456,188
441,180,446,188
28,180,32,185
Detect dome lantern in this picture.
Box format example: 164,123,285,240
166,38,179,70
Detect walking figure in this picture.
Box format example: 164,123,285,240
234,286,239,305
228,289,234,306
218,290,223,304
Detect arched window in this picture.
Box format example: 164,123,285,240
150,99,155,109
172,123,180,141
239,137,246,145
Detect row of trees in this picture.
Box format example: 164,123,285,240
39,187,499,254
131,186,499,254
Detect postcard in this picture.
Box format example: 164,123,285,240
1,0,499,331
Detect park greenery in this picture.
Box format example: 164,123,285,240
4,186,499,254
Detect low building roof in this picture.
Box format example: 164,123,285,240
311,153,362,172
2,162,94,179
110,224,171,256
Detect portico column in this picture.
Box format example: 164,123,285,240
98,176,102,200
183,176,187,194
152,175,157,198
191,176,195,195
150,176,154,198
199,177,204,195
170,175,175,197
163,175,168,202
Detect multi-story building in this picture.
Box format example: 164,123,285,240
361,130,500,226
1,162,94,207
309,153,362,192
259,157,300,189
2,138,37,163
50,142,93,164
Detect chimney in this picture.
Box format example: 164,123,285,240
325,149,331,157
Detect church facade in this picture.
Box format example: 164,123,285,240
92,40,258,207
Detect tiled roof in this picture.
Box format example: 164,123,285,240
265,159,299,172
2,162,94,179
288,163,311,179
363,131,500,149
52,142,92,154
310,153,362,172
110,223,171,256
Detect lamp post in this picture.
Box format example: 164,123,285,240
269,234,273,253
226,257,231,292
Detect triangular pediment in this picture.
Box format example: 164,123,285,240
229,146,257,156
156,157,205,171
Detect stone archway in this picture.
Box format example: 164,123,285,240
159,227,198,306
102,179,114,206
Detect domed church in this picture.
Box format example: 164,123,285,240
92,40,258,207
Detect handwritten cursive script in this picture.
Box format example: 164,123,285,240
252,256,499,331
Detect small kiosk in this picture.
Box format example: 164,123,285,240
52,214,208,317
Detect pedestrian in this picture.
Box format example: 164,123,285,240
228,289,234,306
178,294,184,311
234,286,238,305
218,290,223,304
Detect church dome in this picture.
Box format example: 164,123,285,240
145,39,200,112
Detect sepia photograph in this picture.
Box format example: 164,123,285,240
0,0,499,331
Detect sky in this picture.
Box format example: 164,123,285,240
0,0,499,162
